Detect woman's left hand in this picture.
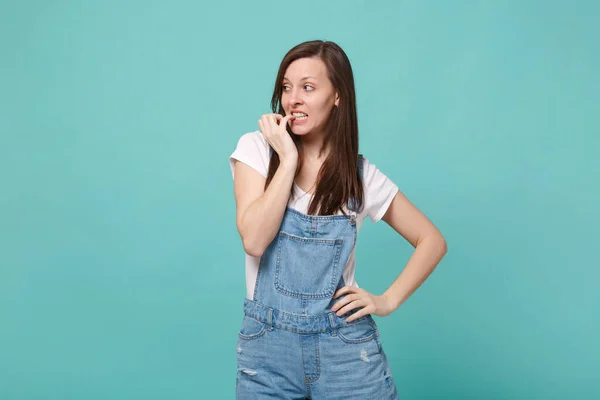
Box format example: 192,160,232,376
331,286,396,323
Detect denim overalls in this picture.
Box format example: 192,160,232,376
236,155,399,399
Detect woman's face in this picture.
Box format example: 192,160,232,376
281,57,339,137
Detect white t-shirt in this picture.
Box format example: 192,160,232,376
229,130,399,301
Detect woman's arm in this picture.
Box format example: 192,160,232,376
379,190,448,310
332,190,447,321
233,158,297,257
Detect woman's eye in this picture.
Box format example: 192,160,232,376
282,84,314,92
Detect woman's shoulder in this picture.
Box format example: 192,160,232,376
229,130,271,178
360,155,397,186
359,155,378,182
236,129,269,149
358,154,399,223
361,154,396,181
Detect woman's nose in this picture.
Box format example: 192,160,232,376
288,92,303,107
291,87,306,102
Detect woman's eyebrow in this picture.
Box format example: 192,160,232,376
283,76,317,81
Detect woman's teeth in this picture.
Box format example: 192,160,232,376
292,113,308,120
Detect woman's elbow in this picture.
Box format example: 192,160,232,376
242,236,265,258
439,235,448,256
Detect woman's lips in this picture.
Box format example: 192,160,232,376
292,116,308,124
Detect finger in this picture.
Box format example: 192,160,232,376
346,308,370,323
333,287,348,298
266,114,279,131
336,300,365,317
334,286,357,298
257,119,264,133
331,294,356,312
261,115,272,134
280,114,295,127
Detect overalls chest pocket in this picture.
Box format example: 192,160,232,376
274,231,344,299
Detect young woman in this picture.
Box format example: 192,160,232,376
229,40,447,399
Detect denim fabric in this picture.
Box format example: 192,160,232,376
236,155,399,399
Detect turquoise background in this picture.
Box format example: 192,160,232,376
1,0,598,398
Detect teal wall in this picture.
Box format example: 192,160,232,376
1,1,598,398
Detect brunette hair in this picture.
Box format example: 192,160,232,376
265,40,364,216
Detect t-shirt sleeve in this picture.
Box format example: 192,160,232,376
362,156,399,223
229,130,270,179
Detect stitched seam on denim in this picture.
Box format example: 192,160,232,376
238,316,267,340
375,332,383,354
327,243,343,295
274,234,343,299
274,233,283,296
246,300,372,323
328,313,337,336
337,331,378,344
306,335,321,383
238,328,266,340
300,334,309,388
245,310,358,335
279,231,341,245
249,305,373,323
276,286,335,299
241,320,371,335
252,256,265,301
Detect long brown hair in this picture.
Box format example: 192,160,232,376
265,40,364,216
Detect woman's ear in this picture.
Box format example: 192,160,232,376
335,93,339,107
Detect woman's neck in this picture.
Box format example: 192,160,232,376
300,134,329,163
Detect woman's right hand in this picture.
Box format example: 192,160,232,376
258,114,297,164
